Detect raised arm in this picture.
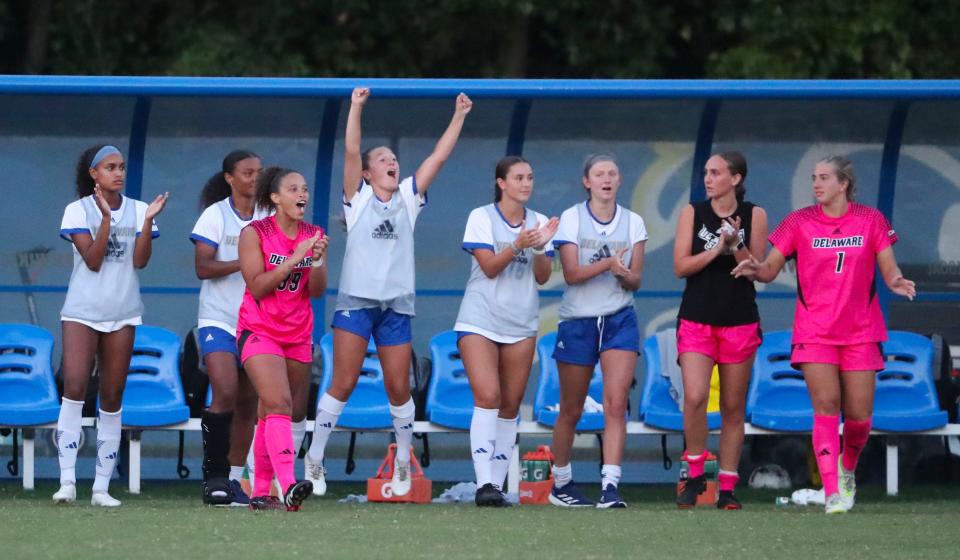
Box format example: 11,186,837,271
342,87,370,202
239,227,319,299
877,246,916,300
732,246,787,283
414,93,473,194
673,204,726,278
194,243,239,280
71,186,113,272
611,242,645,292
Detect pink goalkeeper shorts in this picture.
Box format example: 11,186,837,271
677,319,762,364
238,330,313,365
790,342,884,372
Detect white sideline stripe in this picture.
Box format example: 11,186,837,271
6,420,960,497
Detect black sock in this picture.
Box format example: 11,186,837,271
201,410,233,481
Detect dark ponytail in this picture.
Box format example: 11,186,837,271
716,151,748,203
75,144,108,198
494,155,530,202
200,149,260,209
255,166,296,211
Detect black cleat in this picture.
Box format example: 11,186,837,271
475,483,510,507
283,480,313,511
676,475,706,509
248,496,283,511
717,490,742,510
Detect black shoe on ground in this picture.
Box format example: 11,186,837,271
202,477,232,506
248,496,283,511
475,483,509,507
717,490,742,510
676,475,706,509
283,480,313,511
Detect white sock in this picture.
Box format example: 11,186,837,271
291,418,307,457
490,415,518,490
56,397,84,486
553,463,572,488
307,393,345,463
601,464,622,489
469,407,498,487
229,465,244,482
389,398,416,463
93,408,122,494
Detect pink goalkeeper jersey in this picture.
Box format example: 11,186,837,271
237,216,324,345
769,203,897,345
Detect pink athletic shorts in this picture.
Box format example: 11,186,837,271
790,342,884,372
677,319,762,364
238,330,313,364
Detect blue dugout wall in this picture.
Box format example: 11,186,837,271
1,77,959,365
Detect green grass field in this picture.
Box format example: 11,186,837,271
2,482,958,559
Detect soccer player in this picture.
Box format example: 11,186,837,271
673,152,768,510
733,155,916,514
55,144,168,506
305,87,472,497
549,154,647,508
455,156,558,507
191,150,267,506
237,166,328,511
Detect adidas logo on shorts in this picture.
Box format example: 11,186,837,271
557,340,565,350
205,334,214,342
372,220,399,240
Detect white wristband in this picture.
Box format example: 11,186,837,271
311,257,324,268
532,247,546,255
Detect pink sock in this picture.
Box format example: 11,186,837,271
718,471,739,492
684,450,707,479
265,414,296,492
842,418,872,472
812,414,840,496
253,419,274,497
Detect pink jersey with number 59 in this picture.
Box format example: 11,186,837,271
769,203,897,345
237,216,323,345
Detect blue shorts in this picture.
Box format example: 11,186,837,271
332,308,412,346
552,306,640,366
198,326,239,358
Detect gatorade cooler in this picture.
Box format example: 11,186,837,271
367,444,432,503
519,445,554,505
677,451,718,506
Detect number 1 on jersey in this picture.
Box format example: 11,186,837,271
835,251,845,274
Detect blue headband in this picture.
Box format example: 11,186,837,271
90,145,121,169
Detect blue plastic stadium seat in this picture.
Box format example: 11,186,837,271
0,323,60,426
533,331,604,430
639,332,721,431
745,330,811,431
872,331,948,431
424,330,473,429
318,332,392,429
121,326,190,427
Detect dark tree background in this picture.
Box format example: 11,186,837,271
1,0,958,78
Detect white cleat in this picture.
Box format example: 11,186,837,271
824,492,846,514
305,455,327,496
53,483,76,504
838,459,856,512
392,459,411,497
91,491,122,507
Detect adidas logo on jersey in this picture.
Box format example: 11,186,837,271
473,447,489,455
372,220,399,240
492,454,509,461
106,231,126,260
588,244,612,264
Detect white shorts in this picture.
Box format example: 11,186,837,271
453,322,527,345
61,316,142,333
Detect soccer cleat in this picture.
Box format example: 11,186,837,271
676,475,706,509
717,490,742,510
52,483,76,504
597,483,627,509
305,455,327,496
475,483,510,507
248,496,283,511
825,492,847,514
202,477,233,506
391,459,411,497
91,491,121,507
283,480,313,512
838,458,856,511
548,481,596,507
228,479,250,507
